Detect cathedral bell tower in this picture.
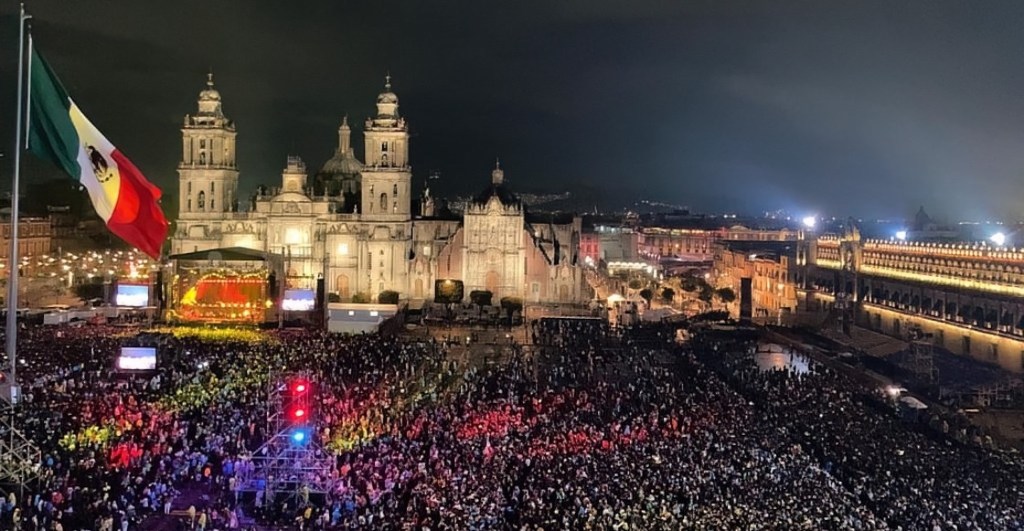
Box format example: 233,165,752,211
361,74,411,221
178,73,239,220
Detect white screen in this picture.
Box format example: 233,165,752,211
115,284,149,307
282,289,315,311
118,347,157,371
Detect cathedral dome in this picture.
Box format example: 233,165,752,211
318,116,364,177
320,151,364,176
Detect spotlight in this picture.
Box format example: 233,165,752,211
991,232,1007,246
291,429,309,444
801,216,817,229
895,230,907,241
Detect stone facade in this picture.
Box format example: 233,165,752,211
803,229,1024,372
171,76,586,304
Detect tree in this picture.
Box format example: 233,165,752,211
327,293,341,303
715,287,736,308
627,279,643,291
469,290,493,307
351,292,371,304
680,273,710,294
698,285,715,305
500,296,523,325
639,288,653,305
378,290,400,304
661,288,675,303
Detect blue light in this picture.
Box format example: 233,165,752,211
291,429,310,444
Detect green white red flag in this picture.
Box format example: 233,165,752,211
26,47,168,259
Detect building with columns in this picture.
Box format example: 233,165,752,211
800,225,1024,373
171,75,586,305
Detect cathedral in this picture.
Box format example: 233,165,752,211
170,75,586,305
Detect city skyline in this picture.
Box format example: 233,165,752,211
4,1,1024,221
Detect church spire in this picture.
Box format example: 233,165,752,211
338,115,351,154
491,158,504,185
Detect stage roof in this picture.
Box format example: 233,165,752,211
169,247,275,262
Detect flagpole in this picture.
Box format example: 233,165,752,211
6,4,30,397
24,34,33,149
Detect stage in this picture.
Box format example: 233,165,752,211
166,247,281,324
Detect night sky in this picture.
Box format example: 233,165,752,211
3,0,1024,221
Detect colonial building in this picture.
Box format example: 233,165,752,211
0,217,53,260
712,240,799,322
640,225,799,262
170,75,586,304
802,226,1024,373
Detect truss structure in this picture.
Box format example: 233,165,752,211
237,372,336,501
904,338,938,386
0,399,41,488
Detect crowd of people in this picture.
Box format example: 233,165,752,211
0,317,1021,529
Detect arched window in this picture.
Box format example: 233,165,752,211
393,183,398,196
210,199,215,210
187,198,191,212
198,191,206,210
380,193,387,211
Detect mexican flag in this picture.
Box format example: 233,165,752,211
27,47,168,259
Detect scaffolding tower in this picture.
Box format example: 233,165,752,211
237,372,336,503
0,398,42,493
904,331,938,386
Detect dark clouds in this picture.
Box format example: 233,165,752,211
3,0,1024,221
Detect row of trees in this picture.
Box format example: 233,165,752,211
625,271,736,309
666,273,736,309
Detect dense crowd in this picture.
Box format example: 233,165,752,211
0,318,1021,530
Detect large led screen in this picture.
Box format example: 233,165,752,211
282,289,316,311
117,347,157,371
116,284,150,307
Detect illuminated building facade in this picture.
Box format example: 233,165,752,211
804,228,1024,372
171,75,585,305
640,225,798,262
0,218,53,260
713,240,799,321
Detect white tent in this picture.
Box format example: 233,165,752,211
899,396,928,410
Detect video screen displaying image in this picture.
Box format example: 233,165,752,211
117,347,157,371
116,284,150,307
282,289,316,311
